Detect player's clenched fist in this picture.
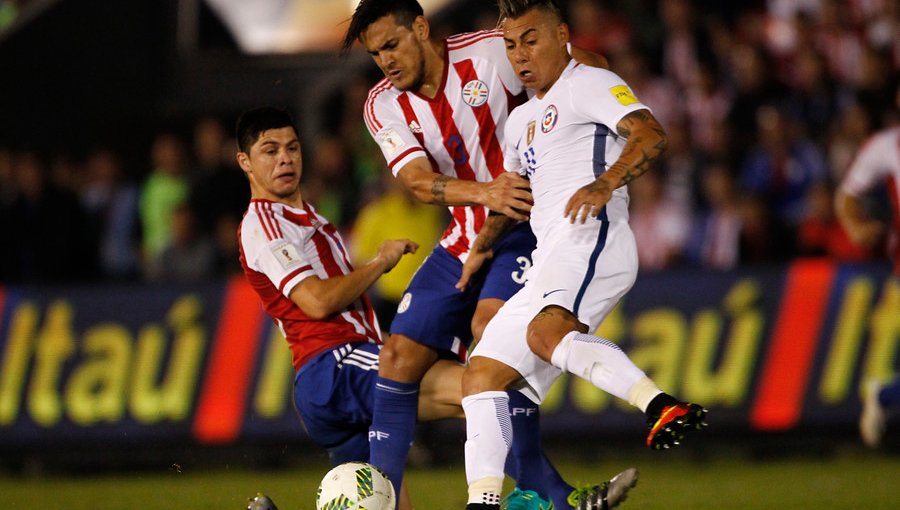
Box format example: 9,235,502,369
376,239,418,272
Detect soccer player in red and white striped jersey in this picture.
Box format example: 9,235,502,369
836,82,900,449
341,2,616,508
237,107,468,510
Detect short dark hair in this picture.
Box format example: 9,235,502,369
340,0,425,55
235,107,297,154
497,0,563,21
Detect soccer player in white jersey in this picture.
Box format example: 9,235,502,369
835,82,900,449
341,2,630,509
456,2,708,508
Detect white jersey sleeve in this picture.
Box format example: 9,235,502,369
241,207,316,298
566,65,649,135
841,127,900,197
364,81,428,176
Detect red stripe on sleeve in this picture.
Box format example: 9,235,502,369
253,202,274,240
749,259,836,431
192,276,267,444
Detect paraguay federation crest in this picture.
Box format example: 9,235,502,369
541,104,558,133
461,79,489,107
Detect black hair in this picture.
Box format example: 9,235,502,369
341,0,425,55
235,107,297,154
496,0,563,21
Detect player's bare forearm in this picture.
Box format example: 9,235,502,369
397,159,532,219
473,212,516,253
290,240,415,318
602,109,667,189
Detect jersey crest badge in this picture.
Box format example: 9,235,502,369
397,292,413,314
541,105,558,133
462,79,489,107
610,85,639,106
526,120,536,146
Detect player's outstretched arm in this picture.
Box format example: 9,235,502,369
834,190,886,248
565,108,667,223
397,158,532,221
289,239,418,319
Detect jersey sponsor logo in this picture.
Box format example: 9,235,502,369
526,120,536,146
397,292,412,314
379,128,406,157
272,241,302,269
461,79,489,107
541,105,558,133
408,120,423,133
610,85,639,106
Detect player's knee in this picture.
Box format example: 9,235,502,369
378,335,438,382
462,359,512,397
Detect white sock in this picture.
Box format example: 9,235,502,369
550,331,660,407
462,391,510,504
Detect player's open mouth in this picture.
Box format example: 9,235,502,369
519,70,532,80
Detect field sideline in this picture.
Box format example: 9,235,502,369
2,448,897,509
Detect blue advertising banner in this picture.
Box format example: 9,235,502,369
0,261,896,450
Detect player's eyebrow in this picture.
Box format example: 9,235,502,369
504,27,537,44
368,38,398,55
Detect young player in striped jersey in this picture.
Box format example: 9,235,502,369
835,81,900,449
341,1,628,509
237,107,460,510
455,2,708,508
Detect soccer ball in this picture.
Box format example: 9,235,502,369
316,461,396,510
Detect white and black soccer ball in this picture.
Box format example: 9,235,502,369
316,461,396,510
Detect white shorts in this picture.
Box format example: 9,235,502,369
471,219,638,403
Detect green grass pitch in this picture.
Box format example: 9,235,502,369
2,449,898,509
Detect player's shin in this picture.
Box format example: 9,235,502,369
507,390,574,508
369,377,419,498
463,391,510,506
550,332,661,410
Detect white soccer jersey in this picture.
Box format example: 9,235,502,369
239,199,381,370
503,59,648,243
840,126,900,272
364,30,527,259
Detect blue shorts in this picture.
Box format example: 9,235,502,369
389,221,536,355
293,342,380,466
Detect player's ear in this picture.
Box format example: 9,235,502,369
236,152,251,174
557,22,570,47
413,15,429,40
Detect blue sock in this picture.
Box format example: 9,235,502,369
880,379,900,407
507,391,574,508
369,377,419,498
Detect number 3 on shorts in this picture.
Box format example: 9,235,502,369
512,255,531,284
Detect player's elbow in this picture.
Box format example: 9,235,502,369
296,297,335,320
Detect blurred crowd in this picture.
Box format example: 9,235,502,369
0,0,898,293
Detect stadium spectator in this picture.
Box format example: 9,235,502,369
685,160,743,270
80,147,141,280
349,172,444,328
138,131,190,279
148,203,216,283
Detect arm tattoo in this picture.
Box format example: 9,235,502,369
431,175,451,204
605,110,667,188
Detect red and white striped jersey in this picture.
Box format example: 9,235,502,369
840,126,900,274
364,30,527,260
239,199,381,370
